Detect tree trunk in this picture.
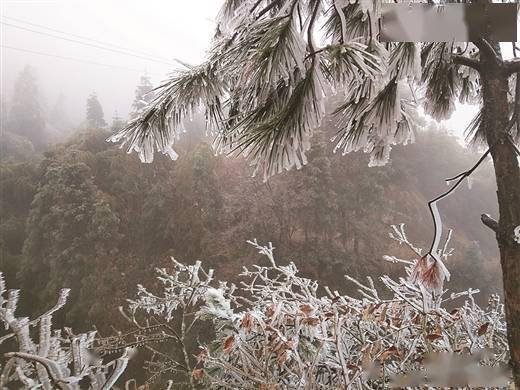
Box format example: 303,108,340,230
480,54,520,386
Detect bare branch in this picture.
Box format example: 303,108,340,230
481,213,499,233
452,55,481,71
427,147,492,267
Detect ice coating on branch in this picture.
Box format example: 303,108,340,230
514,225,520,244
0,273,129,388
201,288,235,320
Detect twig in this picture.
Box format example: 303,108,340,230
481,214,499,233
427,147,493,259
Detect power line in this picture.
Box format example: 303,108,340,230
1,21,177,66
2,15,176,65
1,44,164,76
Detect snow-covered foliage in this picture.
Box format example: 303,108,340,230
110,1,520,180
0,274,130,389
109,1,431,180
123,229,510,388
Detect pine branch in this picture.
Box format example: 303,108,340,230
504,59,520,75
306,0,320,54
257,0,282,19
452,55,481,72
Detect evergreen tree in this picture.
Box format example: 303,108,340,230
130,74,154,119
458,241,497,297
20,152,120,327
86,93,107,128
7,65,46,148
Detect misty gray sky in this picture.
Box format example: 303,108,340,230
1,0,221,124
0,1,497,137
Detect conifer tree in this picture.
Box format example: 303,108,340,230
130,74,154,119
86,93,107,128
20,152,120,327
7,65,46,148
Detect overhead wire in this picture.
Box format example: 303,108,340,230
1,44,164,76
1,20,177,66
2,15,176,65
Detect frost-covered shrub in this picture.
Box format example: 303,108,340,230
0,274,130,389
125,226,511,388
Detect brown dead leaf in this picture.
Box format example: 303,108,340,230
347,363,360,371
300,304,313,315
391,316,402,327
192,369,204,379
362,304,376,320
277,350,289,365
379,304,388,321
477,322,490,336
412,313,422,325
223,335,235,353
378,346,398,362
302,317,320,326
425,333,443,341
241,312,253,331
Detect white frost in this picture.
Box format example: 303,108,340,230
514,225,520,244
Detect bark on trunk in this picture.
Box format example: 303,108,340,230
480,54,520,387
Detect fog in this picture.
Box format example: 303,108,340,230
0,1,490,137
1,0,221,125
